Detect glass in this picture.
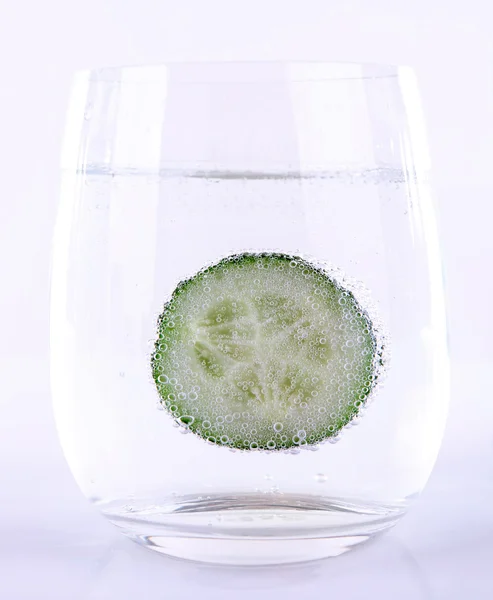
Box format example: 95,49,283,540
51,62,449,565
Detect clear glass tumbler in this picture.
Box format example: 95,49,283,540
51,62,449,565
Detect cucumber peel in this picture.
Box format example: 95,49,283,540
151,253,382,451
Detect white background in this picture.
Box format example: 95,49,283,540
1,1,492,598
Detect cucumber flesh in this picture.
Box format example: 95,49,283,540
151,253,381,451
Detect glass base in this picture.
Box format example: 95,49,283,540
101,494,406,565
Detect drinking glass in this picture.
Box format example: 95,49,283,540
51,62,449,565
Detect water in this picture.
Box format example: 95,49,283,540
52,167,448,563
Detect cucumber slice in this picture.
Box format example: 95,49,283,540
151,253,382,451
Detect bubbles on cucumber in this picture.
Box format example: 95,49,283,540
151,252,388,451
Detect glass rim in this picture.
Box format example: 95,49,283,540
75,60,412,84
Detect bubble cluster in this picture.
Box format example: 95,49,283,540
151,252,387,451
